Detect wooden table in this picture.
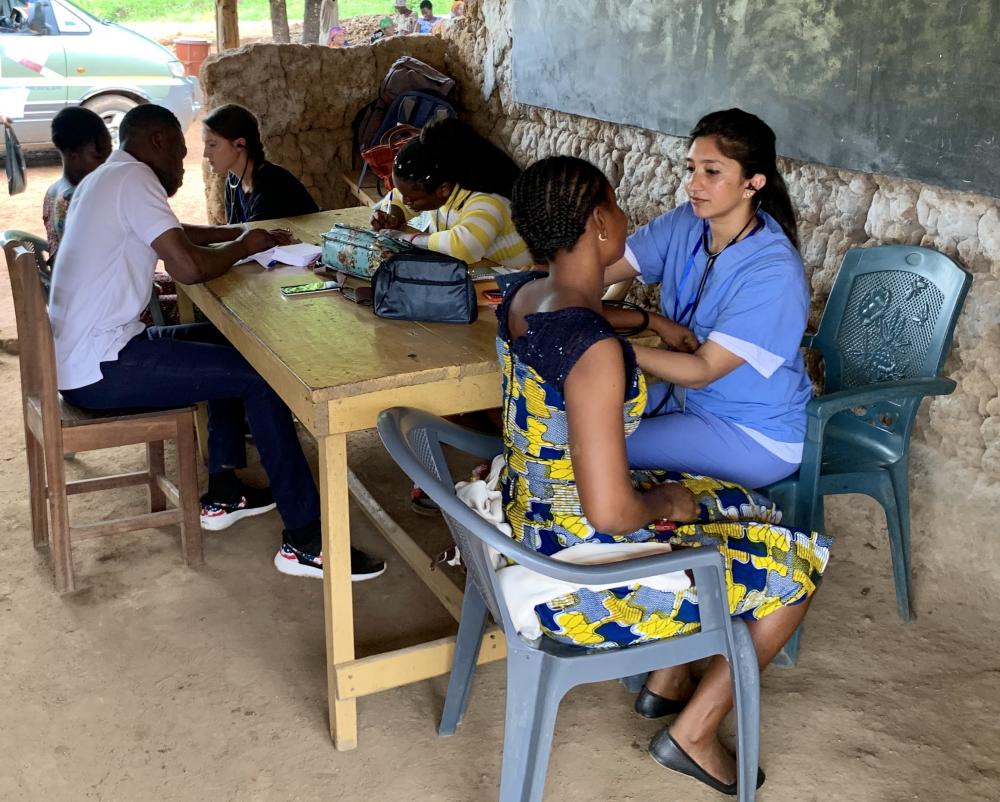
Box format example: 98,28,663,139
177,207,507,750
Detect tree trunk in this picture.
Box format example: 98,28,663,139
302,0,322,44
269,0,290,43
216,0,239,51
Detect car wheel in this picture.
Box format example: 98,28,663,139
83,95,140,149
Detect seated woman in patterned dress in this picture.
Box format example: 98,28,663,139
501,156,832,795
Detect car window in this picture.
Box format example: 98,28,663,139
51,1,90,34
0,0,57,35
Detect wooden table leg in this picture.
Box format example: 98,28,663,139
176,288,209,465
320,433,358,750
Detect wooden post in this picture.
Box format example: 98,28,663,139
216,0,240,52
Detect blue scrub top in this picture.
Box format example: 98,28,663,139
627,202,813,445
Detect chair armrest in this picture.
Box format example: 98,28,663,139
377,406,722,586
807,377,956,422
433,485,722,586
423,412,504,463
489,532,724,586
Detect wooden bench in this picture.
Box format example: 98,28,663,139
341,167,381,207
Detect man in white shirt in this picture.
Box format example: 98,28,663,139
50,104,385,582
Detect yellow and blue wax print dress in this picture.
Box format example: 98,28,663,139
496,280,832,648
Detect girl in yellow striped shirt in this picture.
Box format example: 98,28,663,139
370,119,534,269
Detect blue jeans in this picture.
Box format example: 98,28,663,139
62,323,320,530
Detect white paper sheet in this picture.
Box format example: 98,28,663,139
236,242,322,269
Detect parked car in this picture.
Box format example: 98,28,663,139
0,0,201,149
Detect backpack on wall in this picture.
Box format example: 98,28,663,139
352,56,457,157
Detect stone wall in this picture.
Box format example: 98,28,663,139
202,0,1000,596
199,34,453,221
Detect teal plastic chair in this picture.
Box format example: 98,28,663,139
1,229,166,324
377,407,762,802
767,245,971,663
2,230,51,297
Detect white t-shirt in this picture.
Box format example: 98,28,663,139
49,150,181,390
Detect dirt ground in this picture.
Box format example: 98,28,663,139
1,46,999,801
1,348,999,801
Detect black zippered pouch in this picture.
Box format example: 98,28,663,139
372,252,478,324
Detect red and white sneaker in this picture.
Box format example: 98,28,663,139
273,542,386,582
200,490,276,531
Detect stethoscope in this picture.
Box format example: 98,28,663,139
226,150,251,223
644,205,763,419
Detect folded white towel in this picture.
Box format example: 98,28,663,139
454,455,691,640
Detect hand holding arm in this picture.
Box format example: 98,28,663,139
633,339,744,390
648,312,699,352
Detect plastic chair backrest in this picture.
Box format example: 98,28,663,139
2,230,51,299
813,245,971,391
809,245,971,443
391,412,516,635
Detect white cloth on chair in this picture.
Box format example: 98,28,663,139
455,455,691,640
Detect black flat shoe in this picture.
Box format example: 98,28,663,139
649,730,764,795
634,686,687,719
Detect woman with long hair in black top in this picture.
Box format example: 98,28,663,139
203,104,319,224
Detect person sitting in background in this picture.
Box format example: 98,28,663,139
50,104,385,582
415,0,439,33
502,155,830,794
202,103,319,224
370,17,397,42
42,106,112,262
431,1,462,34
369,118,533,269
327,25,348,47
392,0,417,34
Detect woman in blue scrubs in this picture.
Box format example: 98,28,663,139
604,108,812,489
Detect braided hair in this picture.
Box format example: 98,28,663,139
393,117,520,198
690,108,799,249
511,156,611,264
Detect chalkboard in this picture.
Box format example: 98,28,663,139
511,0,1000,198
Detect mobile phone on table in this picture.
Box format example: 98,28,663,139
280,280,340,297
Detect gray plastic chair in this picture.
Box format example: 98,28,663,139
766,244,971,666
377,407,761,802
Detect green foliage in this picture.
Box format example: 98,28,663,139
71,0,391,24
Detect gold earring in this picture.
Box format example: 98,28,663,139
598,231,608,242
